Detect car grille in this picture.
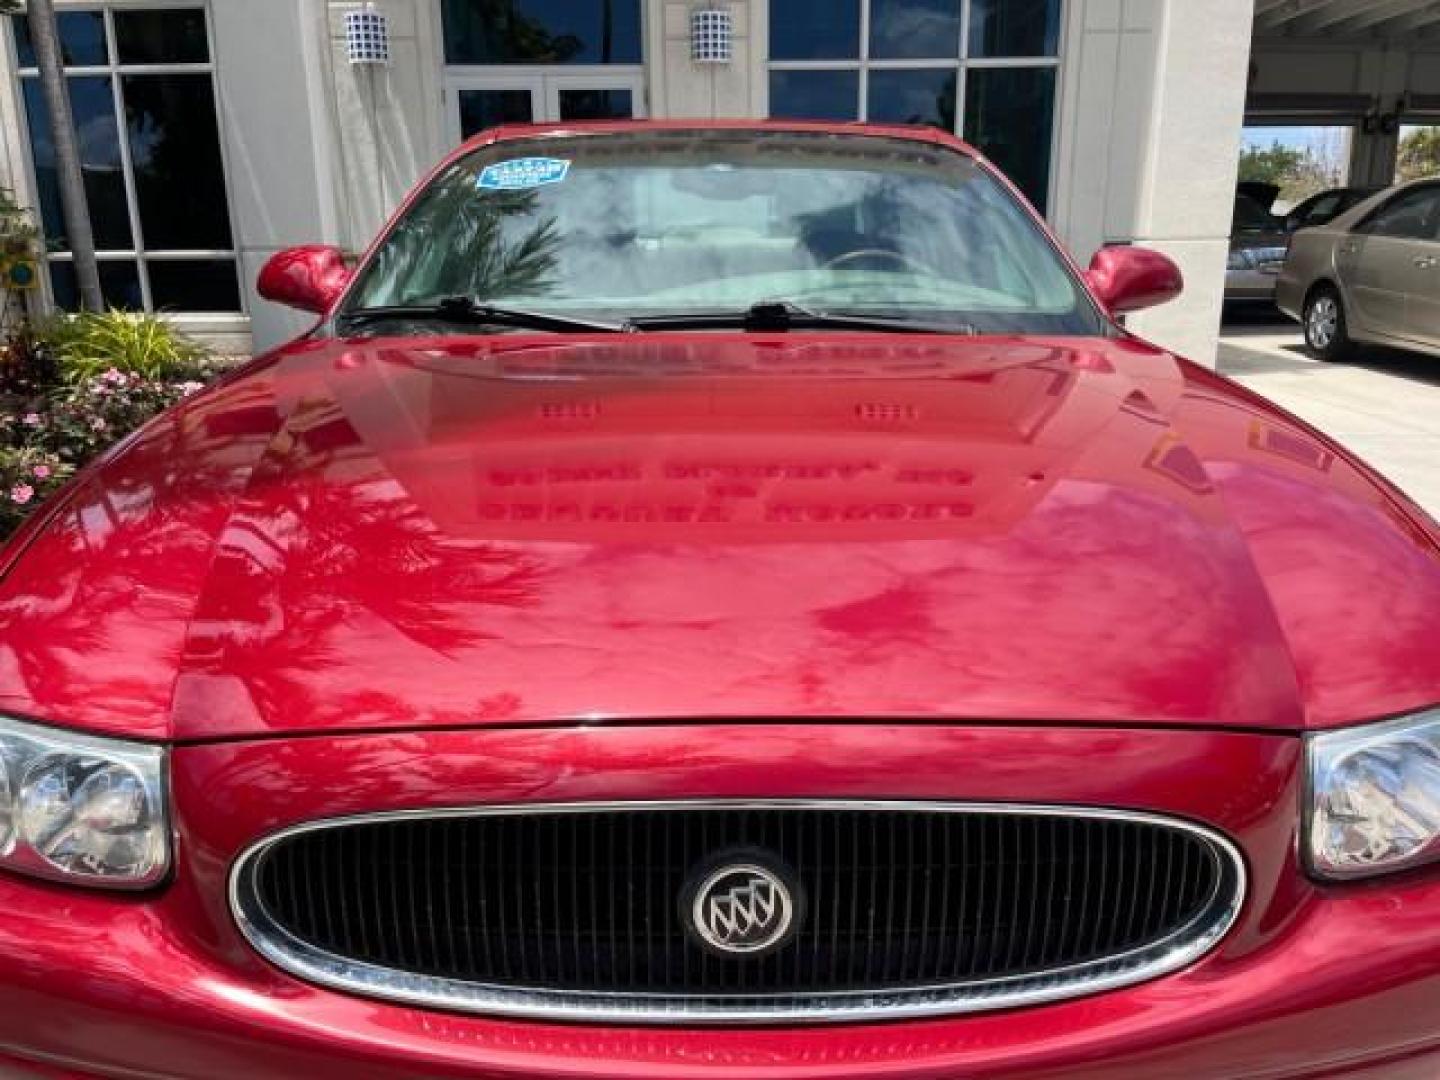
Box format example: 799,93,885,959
231,801,1244,1023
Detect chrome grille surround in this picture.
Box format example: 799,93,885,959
229,800,1247,1025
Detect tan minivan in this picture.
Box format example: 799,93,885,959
1276,180,1440,361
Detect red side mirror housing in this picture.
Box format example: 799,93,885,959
257,245,353,315
1084,246,1184,315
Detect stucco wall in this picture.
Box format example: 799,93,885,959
211,0,337,349
322,0,445,249
648,0,766,119
1052,0,1255,367
229,0,450,351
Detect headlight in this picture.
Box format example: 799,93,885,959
1227,251,1252,271
0,715,168,888
1307,709,1440,880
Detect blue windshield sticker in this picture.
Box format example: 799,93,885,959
477,157,571,191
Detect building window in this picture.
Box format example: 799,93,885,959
769,0,1062,212
441,0,646,139
13,6,241,314
442,0,643,65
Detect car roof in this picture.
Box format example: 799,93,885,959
1325,177,1440,230
1287,187,1380,217
452,119,983,163
1324,186,1383,202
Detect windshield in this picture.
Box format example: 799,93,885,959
345,130,1103,335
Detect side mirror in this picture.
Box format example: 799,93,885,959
257,245,353,314
1083,246,1184,315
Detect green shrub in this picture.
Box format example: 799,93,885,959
40,309,209,381
2,311,218,539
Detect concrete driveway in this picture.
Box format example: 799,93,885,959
1217,310,1440,518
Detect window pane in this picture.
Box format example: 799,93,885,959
867,68,956,130
558,88,633,121
1303,194,1342,225
442,0,642,64
14,12,108,68
114,10,210,65
1363,188,1440,239
122,74,234,250
149,259,241,313
769,70,860,121
771,0,860,59
869,0,961,60
969,0,1061,57
965,67,1056,213
49,260,143,312
22,77,133,251
1396,124,1440,184
459,88,534,138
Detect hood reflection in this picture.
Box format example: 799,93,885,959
168,336,1297,738
327,338,1191,544
1,334,1437,741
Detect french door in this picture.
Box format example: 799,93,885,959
445,71,646,144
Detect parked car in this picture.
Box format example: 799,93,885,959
1226,190,1290,301
1278,179,1440,360
1226,184,1379,304
2,121,1439,1079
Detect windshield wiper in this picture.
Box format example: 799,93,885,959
625,300,977,335
339,297,624,334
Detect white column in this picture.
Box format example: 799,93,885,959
216,0,447,351
1052,0,1255,367
211,0,341,350
1125,0,1254,365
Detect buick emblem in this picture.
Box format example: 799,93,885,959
686,856,800,957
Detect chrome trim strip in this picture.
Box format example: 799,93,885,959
229,800,1247,1025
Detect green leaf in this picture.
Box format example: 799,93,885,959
35,310,210,381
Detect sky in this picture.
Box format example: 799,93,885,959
1242,125,1351,155
1244,124,1439,153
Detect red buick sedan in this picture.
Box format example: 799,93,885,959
2,121,1439,1079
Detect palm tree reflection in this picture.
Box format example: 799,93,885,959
193,393,544,730
361,182,562,306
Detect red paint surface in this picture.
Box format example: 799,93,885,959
0,332,1436,741
257,244,353,315
1083,246,1185,314
1,121,1438,1077
0,724,1438,1079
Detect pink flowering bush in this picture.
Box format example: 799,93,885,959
1,425,78,535
2,314,221,537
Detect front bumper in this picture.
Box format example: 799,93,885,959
3,723,1440,1080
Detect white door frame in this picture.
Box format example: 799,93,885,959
443,67,646,145
443,72,546,145
544,70,648,121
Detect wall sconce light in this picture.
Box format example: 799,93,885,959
692,7,734,64
344,4,390,66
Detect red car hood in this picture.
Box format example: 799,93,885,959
2,333,1439,742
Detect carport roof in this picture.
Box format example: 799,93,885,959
1255,0,1440,42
